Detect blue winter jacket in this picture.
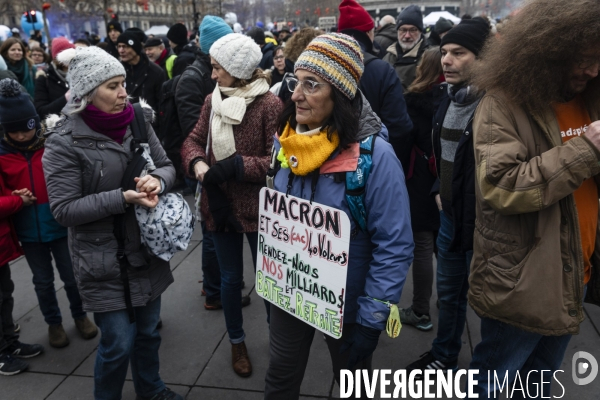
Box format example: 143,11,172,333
272,95,414,330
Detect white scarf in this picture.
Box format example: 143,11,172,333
210,78,270,161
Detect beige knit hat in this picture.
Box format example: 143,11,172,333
209,33,262,80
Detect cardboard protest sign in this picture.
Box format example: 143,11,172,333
256,187,350,338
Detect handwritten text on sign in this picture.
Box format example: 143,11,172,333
256,188,350,338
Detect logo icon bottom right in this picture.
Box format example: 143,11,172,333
572,351,598,385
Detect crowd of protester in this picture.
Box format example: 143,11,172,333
0,0,599,399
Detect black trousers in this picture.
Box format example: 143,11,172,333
0,264,18,353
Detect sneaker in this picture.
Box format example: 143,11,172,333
135,387,183,400
406,351,457,375
75,316,98,340
48,324,69,348
5,341,44,359
231,342,252,377
400,306,433,331
0,353,28,376
14,323,20,333
204,295,251,311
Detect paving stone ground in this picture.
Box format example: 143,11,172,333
2,196,599,399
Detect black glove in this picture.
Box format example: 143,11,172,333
203,157,239,185
203,183,243,232
339,325,382,370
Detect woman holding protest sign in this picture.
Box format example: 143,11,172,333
181,33,282,378
263,33,414,398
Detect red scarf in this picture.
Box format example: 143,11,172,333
81,104,135,144
155,48,168,66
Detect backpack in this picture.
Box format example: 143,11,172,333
266,134,376,236
157,64,202,151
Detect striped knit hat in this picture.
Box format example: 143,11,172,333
294,33,364,100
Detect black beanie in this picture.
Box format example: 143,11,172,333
117,31,143,55
107,20,123,34
0,79,40,133
125,27,148,44
435,17,454,35
144,37,163,48
396,5,424,32
167,23,188,46
440,18,490,56
247,27,266,46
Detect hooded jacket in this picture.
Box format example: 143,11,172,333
382,38,429,92
41,102,176,313
259,42,275,70
272,94,414,330
34,63,69,119
470,88,600,335
374,24,397,58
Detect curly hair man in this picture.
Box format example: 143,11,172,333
468,0,600,397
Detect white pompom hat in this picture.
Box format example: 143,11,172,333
209,33,262,80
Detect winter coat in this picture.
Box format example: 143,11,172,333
431,83,478,253
123,54,167,113
181,90,283,233
104,38,120,59
342,30,413,165
272,94,414,330
0,70,18,83
34,64,69,119
404,89,440,233
41,102,176,313
175,53,215,140
374,24,397,58
0,173,24,266
382,39,429,92
259,42,275,70
0,139,67,244
470,89,600,335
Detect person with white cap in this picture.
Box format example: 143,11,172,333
181,33,283,377
42,46,180,400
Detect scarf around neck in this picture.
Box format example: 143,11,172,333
7,58,35,97
211,78,270,161
278,123,340,176
81,103,135,144
3,133,45,153
448,84,479,105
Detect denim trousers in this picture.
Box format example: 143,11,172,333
21,236,86,325
264,305,372,400
212,231,259,343
201,222,221,302
431,211,472,365
93,296,165,400
469,317,572,399
0,264,18,353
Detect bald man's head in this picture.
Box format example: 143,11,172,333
379,15,396,28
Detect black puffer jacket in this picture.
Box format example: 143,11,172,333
34,64,69,119
104,39,120,59
404,89,440,233
123,54,166,113
172,43,199,78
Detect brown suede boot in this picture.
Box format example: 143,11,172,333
231,342,252,377
48,324,69,348
75,316,98,340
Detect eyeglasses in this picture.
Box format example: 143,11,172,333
274,55,285,60
286,77,328,95
398,27,419,35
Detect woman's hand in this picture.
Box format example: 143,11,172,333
123,190,159,208
19,195,37,206
194,161,210,182
135,175,161,196
12,188,33,197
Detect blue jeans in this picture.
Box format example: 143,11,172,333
431,211,472,365
21,236,85,325
469,317,572,399
212,231,259,343
201,222,221,302
93,296,165,400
